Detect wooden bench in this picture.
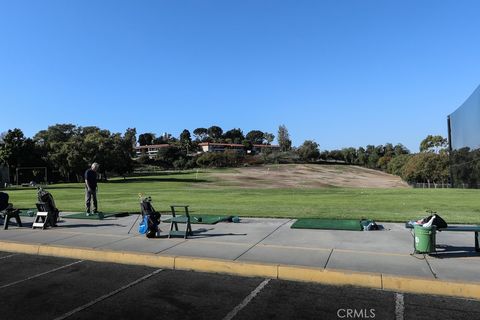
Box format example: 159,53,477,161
2,208,22,230
406,223,480,252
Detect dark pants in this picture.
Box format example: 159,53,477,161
85,188,98,213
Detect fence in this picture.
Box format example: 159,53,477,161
409,182,452,189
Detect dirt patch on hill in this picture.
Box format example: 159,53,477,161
206,164,409,189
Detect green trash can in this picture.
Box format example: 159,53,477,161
414,225,436,253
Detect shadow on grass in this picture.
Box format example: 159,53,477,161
106,177,209,184
128,171,196,177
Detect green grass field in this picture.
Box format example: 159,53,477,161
5,169,480,224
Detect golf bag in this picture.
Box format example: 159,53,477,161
139,197,160,238
36,187,59,226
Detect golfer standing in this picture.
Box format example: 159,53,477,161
85,162,99,215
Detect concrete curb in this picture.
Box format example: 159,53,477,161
1,240,479,300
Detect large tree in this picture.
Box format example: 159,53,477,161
246,130,265,145
297,140,320,162
420,135,448,153
0,129,45,183
193,128,208,142
394,143,410,156
138,133,155,146
179,129,192,153
277,125,292,151
263,132,275,145
207,126,223,142
223,128,244,144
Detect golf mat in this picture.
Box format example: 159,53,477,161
18,209,38,217
291,219,370,231
61,212,130,220
163,215,233,224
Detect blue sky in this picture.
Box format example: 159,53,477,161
1,0,479,152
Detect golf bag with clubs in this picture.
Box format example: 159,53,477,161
36,187,59,227
139,196,161,238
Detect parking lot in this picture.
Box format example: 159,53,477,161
0,251,479,320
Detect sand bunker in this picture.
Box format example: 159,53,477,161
205,164,409,189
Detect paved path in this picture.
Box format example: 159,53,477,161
0,214,479,299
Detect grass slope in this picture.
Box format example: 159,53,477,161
6,169,480,224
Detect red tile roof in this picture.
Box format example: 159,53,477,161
198,142,280,148
134,144,170,150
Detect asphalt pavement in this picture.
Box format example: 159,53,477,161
1,252,479,320
0,213,479,301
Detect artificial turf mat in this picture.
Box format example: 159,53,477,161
18,209,38,217
61,212,130,220
291,219,365,231
163,215,233,224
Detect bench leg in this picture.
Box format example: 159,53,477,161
475,232,479,252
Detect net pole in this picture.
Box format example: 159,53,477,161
447,116,454,188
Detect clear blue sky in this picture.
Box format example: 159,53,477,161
1,0,479,152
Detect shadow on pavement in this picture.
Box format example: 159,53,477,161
430,244,480,258
190,228,247,238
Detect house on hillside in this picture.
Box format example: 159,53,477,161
134,144,170,159
199,142,280,154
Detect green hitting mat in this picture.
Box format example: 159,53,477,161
291,219,370,231
18,209,37,217
61,212,130,220
163,215,233,225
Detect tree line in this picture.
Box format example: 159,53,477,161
299,135,450,186
136,125,290,150
0,125,136,183
0,124,293,183
0,123,453,186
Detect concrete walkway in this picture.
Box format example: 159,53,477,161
1,214,479,299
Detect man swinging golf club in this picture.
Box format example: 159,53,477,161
85,162,100,216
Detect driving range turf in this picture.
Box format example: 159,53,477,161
6,167,480,224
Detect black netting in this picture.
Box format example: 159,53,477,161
449,85,480,187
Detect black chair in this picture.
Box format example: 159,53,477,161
0,192,22,230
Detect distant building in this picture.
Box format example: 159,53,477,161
199,142,280,154
134,144,170,159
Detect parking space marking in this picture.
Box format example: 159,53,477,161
53,268,164,320
0,254,17,260
0,260,84,289
222,279,271,320
395,293,404,320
